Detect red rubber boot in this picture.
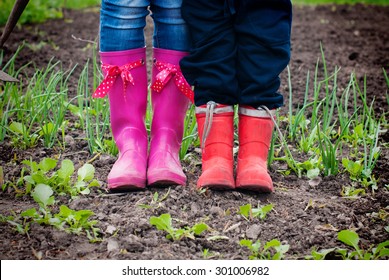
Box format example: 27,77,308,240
235,106,275,192
196,102,235,190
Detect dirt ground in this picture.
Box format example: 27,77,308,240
0,4,388,260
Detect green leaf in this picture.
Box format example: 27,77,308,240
58,205,72,217
23,175,35,185
9,122,25,135
254,204,274,220
264,239,281,250
309,248,336,260
153,192,159,202
38,158,57,173
338,230,360,250
58,159,74,179
239,239,253,248
150,213,172,231
238,204,252,219
21,208,39,219
307,168,320,179
88,179,100,187
192,223,208,235
40,122,55,136
31,184,55,208
78,163,95,181
31,173,47,184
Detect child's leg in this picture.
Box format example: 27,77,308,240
96,0,150,190
147,0,192,186
235,0,292,108
150,0,190,51
180,0,239,106
235,0,292,192
100,0,150,51
180,0,238,189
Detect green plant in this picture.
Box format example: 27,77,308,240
8,158,100,198
0,0,100,25
239,239,289,260
238,203,273,221
180,104,198,160
1,58,77,149
138,188,171,209
19,184,101,241
150,213,208,241
307,230,389,260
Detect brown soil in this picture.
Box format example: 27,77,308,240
0,4,388,260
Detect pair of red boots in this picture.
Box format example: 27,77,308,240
196,102,275,192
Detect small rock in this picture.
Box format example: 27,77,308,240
105,225,117,235
107,239,119,252
246,224,261,240
210,206,224,217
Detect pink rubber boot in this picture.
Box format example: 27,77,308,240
147,48,192,186
93,48,148,191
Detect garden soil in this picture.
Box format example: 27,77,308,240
0,4,388,260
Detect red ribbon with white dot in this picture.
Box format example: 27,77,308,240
92,59,144,98
151,61,194,103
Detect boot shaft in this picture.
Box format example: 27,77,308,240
238,106,275,160
98,48,148,144
150,48,191,146
196,102,234,163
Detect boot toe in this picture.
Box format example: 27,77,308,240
236,166,273,192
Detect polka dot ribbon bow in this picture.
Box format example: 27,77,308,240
92,59,144,98
151,60,194,103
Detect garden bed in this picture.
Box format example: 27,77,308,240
0,4,388,260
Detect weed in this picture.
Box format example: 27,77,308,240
239,239,289,260
138,188,171,209
7,158,100,198
307,230,389,260
150,213,208,241
238,203,273,221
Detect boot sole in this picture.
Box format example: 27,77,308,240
236,181,273,193
108,177,146,192
199,184,235,190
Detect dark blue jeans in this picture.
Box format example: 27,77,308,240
180,0,292,108
100,0,190,52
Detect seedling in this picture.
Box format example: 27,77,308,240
238,203,273,221
239,239,289,260
307,230,389,260
150,213,208,241
138,188,171,209
14,157,100,198
16,184,101,241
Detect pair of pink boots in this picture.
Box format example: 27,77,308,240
93,48,191,191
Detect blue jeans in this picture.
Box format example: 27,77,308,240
100,0,190,52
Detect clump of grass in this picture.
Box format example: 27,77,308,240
271,44,386,195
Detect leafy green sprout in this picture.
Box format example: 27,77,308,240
307,230,389,260
239,239,290,260
6,157,100,198
238,203,274,221
138,188,171,209
150,213,208,241
1,183,102,241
